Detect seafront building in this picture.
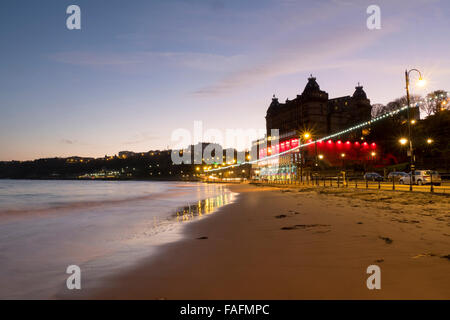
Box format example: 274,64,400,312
252,76,377,181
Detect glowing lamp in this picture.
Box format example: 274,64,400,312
417,77,426,87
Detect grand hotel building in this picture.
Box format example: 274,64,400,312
252,76,375,180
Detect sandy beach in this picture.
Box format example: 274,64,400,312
87,184,450,300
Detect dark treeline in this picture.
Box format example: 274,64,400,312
368,109,450,171
0,151,196,180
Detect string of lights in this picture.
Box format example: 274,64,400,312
205,102,416,173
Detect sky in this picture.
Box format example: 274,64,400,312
0,0,449,161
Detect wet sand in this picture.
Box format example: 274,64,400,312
88,184,450,299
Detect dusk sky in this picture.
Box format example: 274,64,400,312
1,0,449,161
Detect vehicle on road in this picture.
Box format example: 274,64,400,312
399,170,442,186
364,172,383,181
387,171,408,182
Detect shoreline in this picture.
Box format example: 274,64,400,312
0,180,232,299
82,184,449,299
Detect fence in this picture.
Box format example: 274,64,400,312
250,175,449,194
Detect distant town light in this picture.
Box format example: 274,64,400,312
399,138,408,145
426,138,433,144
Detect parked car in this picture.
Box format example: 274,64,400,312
364,172,383,181
387,171,408,182
398,170,442,186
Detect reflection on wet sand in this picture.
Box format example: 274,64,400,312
176,192,235,222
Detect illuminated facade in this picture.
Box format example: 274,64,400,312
252,76,374,180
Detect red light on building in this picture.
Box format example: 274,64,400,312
371,142,376,148
346,141,350,145
291,139,298,147
337,140,342,144
327,140,333,144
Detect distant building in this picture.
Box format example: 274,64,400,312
118,151,136,159
66,156,94,163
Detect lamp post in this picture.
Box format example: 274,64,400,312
298,132,311,183
427,138,434,192
399,137,409,185
405,68,425,191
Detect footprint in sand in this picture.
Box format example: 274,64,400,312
379,236,393,244
281,224,331,231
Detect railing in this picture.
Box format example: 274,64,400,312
250,176,449,194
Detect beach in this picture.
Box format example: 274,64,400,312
87,183,450,300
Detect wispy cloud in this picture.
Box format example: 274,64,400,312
122,131,160,146
191,25,397,96
49,51,246,73
60,139,76,145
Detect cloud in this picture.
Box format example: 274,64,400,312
122,132,160,146
60,139,76,145
191,25,396,96
49,51,246,73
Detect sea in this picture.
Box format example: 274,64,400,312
0,179,235,299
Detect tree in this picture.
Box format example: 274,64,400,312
371,103,385,118
418,90,448,117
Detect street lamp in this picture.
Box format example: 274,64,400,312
405,68,425,191
426,138,434,192
399,138,408,145
298,131,311,182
